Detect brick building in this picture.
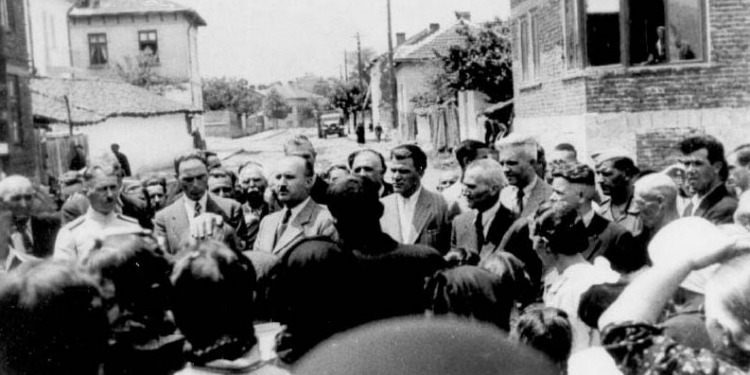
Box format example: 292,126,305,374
0,0,39,179
510,0,750,169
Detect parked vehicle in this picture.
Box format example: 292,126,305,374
319,112,346,138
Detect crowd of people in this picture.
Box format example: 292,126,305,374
2,132,750,374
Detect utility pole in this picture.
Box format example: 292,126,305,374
386,0,399,129
344,50,349,82
356,32,364,89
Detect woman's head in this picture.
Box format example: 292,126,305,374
512,306,573,370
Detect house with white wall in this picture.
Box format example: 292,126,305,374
25,0,74,77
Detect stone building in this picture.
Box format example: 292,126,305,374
510,0,750,169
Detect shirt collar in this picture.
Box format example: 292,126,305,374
523,176,538,197
581,209,596,227
286,196,311,223
86,205,117,222
184,193,208,213
478,196,502,223
398,185,422,204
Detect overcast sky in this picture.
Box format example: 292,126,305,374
174,0,510,84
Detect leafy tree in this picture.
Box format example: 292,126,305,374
347,47,377,85
311,79,335,99
202,77,262,115
329,81,365,131
263,88,291,127
436,18,513,103
115,50,186,95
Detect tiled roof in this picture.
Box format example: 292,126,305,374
31,77,201,126
70,0,206,26
396,21,476,61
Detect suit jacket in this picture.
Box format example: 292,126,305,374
582,213,639,270
496,217,543,289
153,194,248,254
521,178,553,219
29,214,62,258
688,184,738,225
62,192,153,229
451,203,517,260
253,198,338,257
380,188,451,254
311,177,330,205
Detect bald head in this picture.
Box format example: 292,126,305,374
634,173,679,230
0,175,34,219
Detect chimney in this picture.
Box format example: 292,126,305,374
455,11,471,22
429,23,440,32
396,33,406,46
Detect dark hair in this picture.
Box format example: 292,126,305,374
553,143,577,156
512,306,573,369
455,140,489,169
144,176,167,191
603,156,640,178
679,134,728,181
390,144,427,173
731,144,750,167
479,252,535,308
347,149,387,172
533,203,588,255
171,240,258,364
0,261,108,375
173,151,208,175
324,164,349,180
209,167,237,188
551,162,595,186
327,175,383,223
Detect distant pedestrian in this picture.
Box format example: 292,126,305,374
374,124,383,142
69,144,87,171
111,144,131,177
356,124,365,144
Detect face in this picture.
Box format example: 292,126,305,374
550,178,582,209
596,160,630,196
327,168,349,184
272,158,313,207
390,157,422,197
206,155,222,170
681,149,720,196
633,189,663,229
239,168,267,197
208,177,234,199
286,144,316,166
462,168,499,210
146,185,165,210
2,182,34,219
727,153,750,196
497,147,535,188
437,172,459,192
178,159,209,201
550,149,576,165
86,173,120,214
352,152,385,185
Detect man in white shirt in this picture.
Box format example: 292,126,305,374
496,134,553,219
380,145,450,253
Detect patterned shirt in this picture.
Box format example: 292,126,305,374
601,322,746,375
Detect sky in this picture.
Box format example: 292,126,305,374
174,0,510,84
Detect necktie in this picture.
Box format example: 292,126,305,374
194,201,202,218
13,219,33,253
682,201,694,217
475,211,485,249
516,189,525,215
274,209,292,247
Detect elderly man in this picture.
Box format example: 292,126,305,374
595,155,642,235
0,175,60,267
348,149,393,197
496,134,553,218
550,163,637,268
633,173,681,242
727,144,750,197
442,139,491,218
284,134,329,205
238,162,272,248
54,161,142,263
254,156,337,257
449,159,516,263
679,135,737,224
380,144,451,254
153,152,248,254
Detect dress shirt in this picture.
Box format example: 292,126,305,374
183,194,208,225
500,176,538,215
283,196,312,228
396,186,422,244
475,197,502,239
581,209,595,228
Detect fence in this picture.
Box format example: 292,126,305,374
44,132,89,178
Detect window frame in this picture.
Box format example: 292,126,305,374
530,9,541,79
0,0,10,31
138,29,159,62
7,75,22,145
519,15,530,82
88,33,109,66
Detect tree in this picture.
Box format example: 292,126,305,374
347,47,377,85
263,88,291,128
115,50,185,95
311,79,335,99
202,77,263,115
329,81,365,132
436,18,513,103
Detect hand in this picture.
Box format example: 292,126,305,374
190,213,224,240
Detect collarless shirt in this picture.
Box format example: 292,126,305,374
184,194,209,224
500,176,538,215
475,197,502,238
396,186,422,244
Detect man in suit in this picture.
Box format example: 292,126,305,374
380,144,451,254
550,162,641,272
448,159,516,264
61,153,152,229
253,156,337,257
496,134,553,219
679,134,738,224
348,149,394,197
442,140,492,219
284,135,329,205
595,154,642,235
153,152,248,254
0,175,61,263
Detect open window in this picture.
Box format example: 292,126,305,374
138,30,159,62
88,33,108,66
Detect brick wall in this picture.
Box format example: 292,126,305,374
636,127,702,171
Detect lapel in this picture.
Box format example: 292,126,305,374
380,195,403,242
170,200,190,246
273,199,314,254
694,184,729,218
479,205,516,258
205,194,222,216
411,189,434,241
583,213,609,260
522,179,549,218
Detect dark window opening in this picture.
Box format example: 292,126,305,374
585,0,621,66
88,33,108,65
138,30,159,62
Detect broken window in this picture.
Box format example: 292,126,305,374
666,0,703,62
88,33,108,66
138,30,159,62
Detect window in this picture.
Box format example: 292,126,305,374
531,11,541,78
519,16,530,81
0,0,9,30
565,0,705,67
88,33,108,66
7,75,22,145
138,30,159,61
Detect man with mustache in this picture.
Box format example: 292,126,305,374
54,159,141,263
238,162,271,249
253,156,337,257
